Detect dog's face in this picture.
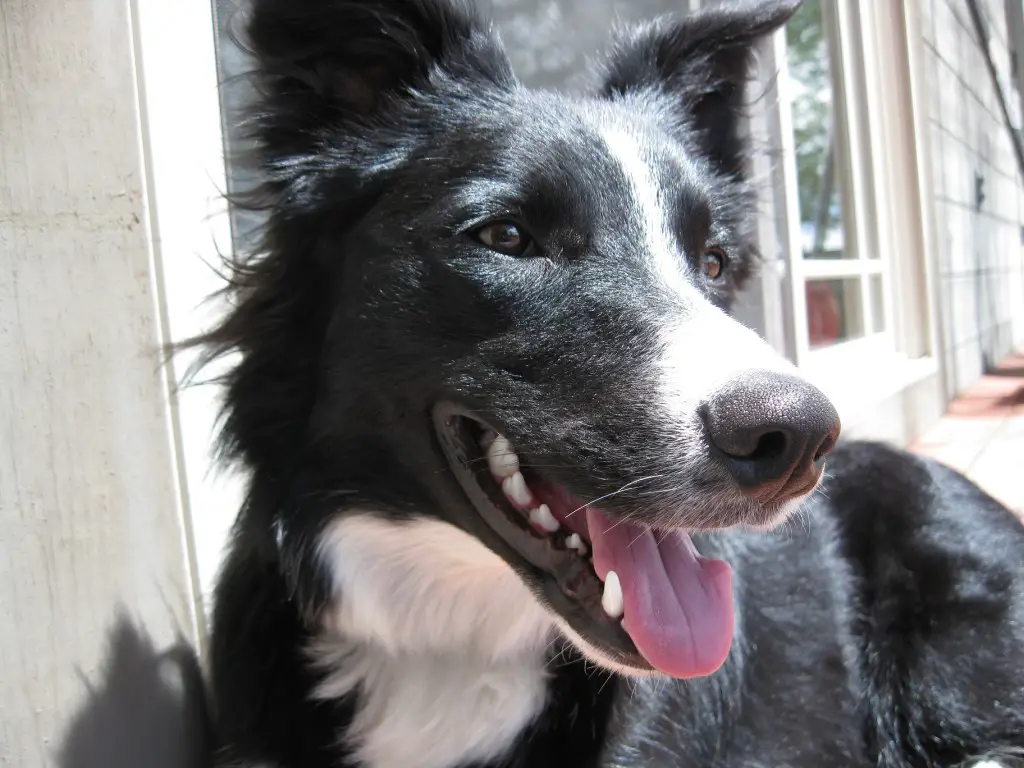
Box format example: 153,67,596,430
216,0,836,681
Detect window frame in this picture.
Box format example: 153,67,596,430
753,0,941,420
782,0,892,362
133,0,245,630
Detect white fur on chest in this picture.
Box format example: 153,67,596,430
312,514,555,768
311,640,549,768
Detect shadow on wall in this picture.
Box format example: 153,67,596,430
57,610,211,768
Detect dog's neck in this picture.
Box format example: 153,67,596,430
312,513,557,768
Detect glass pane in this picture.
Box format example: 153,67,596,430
786,0,854,259
869,275,886,333
806,278,865,349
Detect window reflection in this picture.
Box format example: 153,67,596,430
786,0,852,261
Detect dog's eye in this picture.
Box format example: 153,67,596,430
700,248,727,280
473,221,532,257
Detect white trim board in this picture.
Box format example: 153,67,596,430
132,0,243,633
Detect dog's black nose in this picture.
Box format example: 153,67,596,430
702,371,841,502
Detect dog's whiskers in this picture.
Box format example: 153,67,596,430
572,474,664,520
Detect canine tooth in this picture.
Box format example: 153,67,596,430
529,504,559,533
565,532,587,555
602,571,624,619
487,434,519,479
502,471,532,508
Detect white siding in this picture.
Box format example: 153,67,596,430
921,0,1024,394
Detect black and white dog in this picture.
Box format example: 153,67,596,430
195,0,1024,765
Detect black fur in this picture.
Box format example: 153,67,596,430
192,0,1024,765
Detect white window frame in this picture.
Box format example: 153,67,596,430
788,0,891,360
755,0,941,425
133,0,244,632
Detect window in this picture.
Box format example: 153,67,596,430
783,0,889,357
753,0,937,415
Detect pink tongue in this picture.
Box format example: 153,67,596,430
586,508,734,679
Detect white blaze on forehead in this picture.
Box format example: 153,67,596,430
596,120,803,433
599,125,691,297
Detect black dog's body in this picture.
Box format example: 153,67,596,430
197,0,1024,766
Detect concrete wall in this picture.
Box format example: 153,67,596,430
921,0,1024,395
0,1,206,765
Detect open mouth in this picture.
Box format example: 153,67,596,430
433,403,735,679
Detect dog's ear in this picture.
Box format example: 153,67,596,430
244,0,513,162
599,0,800,176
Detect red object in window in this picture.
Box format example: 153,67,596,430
806,282,841,347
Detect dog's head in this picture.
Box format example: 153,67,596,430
207,0,835,680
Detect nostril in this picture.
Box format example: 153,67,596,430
812,422,841,463
746,430,789,463
813,436,834,463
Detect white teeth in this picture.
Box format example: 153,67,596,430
602,571,624,619
501,471,532,508
486,434,519,480
529,504,559,533
565,532,587,556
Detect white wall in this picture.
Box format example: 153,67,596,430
0,1,208,764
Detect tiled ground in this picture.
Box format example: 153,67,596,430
910,351,1024,516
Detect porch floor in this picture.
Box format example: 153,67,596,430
910,351,1024,517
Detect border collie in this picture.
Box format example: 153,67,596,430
192,0,1024,765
